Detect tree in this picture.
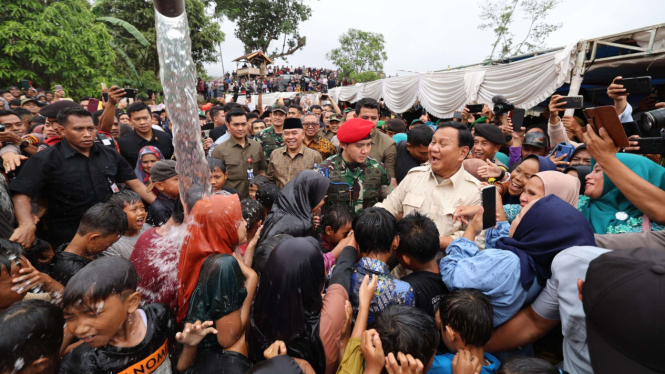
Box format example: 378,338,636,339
326,29,388,82
478,0,562,63
93,0,224,79
0,0,116,98
211,0,312,60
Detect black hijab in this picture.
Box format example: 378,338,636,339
247,356,304,374
258,170,329,243
247,237,326,374
564,165,591,195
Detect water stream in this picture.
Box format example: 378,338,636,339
155,10,210,213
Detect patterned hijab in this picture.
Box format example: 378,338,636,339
134,146,165,185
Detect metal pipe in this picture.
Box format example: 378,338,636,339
154,0,184,17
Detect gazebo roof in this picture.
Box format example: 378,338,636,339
232,51,273,65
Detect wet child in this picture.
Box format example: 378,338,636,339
104,190,152,259
50,203,128,286
0,300,65,374
130,197,185,310
238,198,266,257
0,239,63,311
256,182,279,216
248,175,270,200
430,289,501,374
208,158,238,195
147,160,179,227
319,203,353,252
58,257,177,373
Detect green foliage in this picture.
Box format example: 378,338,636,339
97,16,150,46
478,0,562,63
0,0,116,98
350,72,380,83
93,0,224,78
326,29,388,80
211,0,312,60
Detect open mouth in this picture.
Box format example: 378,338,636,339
136,217,145,227
509,182,523,193
81,335,96,343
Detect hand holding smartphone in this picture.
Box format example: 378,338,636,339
481,186,497,229
511,108,526,132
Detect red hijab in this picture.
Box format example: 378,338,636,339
177,194,242,322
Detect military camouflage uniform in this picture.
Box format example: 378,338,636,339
255,126,284,166
317,154,391,214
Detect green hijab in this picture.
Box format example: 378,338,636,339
186,254,247,350
581,153,665,234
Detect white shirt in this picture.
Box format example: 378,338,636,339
376,164,483,245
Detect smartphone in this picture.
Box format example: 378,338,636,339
559,95,584,109
147,89,154,99
101,83,108,92
322,85,328,94
125,88,137,99
511,108,526,132
554,143,575,161
617,76,652,95
20,79,30,91
201,122,214,131
87,98,100,113
623,121,642,138
55,85,63,91
102,92,109,102
583,106,630,147
481,186,496,229
631,137,664,155
467,104,484,113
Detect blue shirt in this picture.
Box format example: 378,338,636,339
350,257,415,325
439,226,528,326
428,352,501,374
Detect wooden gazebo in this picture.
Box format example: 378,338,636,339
232,51,273,79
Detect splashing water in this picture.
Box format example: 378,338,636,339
155,10,210,213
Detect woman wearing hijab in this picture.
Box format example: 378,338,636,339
134,146,165,195
496,155,557,204
579,153,665,234
502,170,580,222
177,253,257,373
258,170,329,243
177,194,247,323
564,165,591,195
441,195,595,326
247,237,357,374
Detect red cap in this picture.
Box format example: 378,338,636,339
336,118,375,144
202,103,213,111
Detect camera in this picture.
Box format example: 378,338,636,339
644,107,665,133
492,95,515,116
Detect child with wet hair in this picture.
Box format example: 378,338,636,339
208,158,239,195
238,199,266,260
0,238,63,310
248,175,270,200
0,300,64,374
58,257,177,373
256,182,280,215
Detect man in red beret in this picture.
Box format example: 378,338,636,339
317,118,391,215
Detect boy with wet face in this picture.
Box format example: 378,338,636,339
58,257,177,374
50,203,128,286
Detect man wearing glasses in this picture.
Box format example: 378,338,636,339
302,113,336,160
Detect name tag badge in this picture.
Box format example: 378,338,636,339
102,139,111,145
111,183,120,193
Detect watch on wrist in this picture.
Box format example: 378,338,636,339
20,139,31,149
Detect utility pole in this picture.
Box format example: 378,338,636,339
219,42,226,77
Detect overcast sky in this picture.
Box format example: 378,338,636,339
203,0,665,77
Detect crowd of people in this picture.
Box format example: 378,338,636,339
0,71,664,374
197,66,342,99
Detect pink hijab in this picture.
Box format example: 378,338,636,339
533,171,580,207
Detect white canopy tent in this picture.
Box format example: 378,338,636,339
220,23,665,116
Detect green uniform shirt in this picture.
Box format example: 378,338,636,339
317,154,390,214
255,126,284,166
